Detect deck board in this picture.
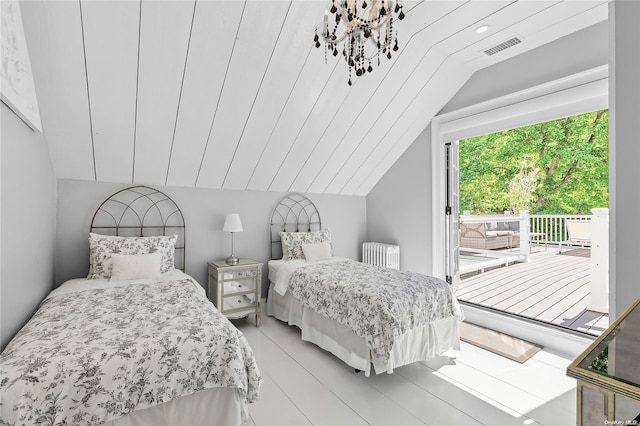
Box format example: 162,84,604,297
457,247,608,336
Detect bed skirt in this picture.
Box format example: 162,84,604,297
106,387,247,426
267,283,460,376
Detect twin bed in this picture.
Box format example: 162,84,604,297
266,193,463,376
0,186,261,425
1,188,462,425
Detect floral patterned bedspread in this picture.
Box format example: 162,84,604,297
287,260,462,368
0,275,262,425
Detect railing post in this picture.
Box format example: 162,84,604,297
519,210,530,261
589,208,609,313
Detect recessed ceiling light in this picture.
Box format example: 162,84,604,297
476,25,489,34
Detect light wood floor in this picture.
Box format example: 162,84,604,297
234,313,581,426
457,246,609,336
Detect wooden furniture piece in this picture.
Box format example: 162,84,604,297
567,298,640,425
208,259,262,326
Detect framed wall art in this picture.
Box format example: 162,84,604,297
1,0,42,132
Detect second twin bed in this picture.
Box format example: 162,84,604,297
266,193,463,376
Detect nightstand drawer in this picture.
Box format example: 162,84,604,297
223,296,258,319
222,280,254,296
213,268,258,281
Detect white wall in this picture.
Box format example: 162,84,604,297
367,22,608,276
441,20,608,115
366,125,433,275
608,0,640,319
1,103,56,351
56,180,366,296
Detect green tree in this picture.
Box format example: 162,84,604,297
459,110,608,215
508,156,537,214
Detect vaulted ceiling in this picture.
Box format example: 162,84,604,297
19,0,608,196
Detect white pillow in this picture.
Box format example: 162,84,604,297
110,253,162,281
301,241,333,262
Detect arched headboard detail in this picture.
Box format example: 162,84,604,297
90,185,186,271
270,193,321,260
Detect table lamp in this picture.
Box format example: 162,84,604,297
223,213,243,265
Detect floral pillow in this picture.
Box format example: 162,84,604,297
88,233,177,279
280,229,332,260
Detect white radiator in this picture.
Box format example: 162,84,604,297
362,242,400,270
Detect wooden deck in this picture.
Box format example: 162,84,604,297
457,246,609,336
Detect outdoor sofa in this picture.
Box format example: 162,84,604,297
460,221,520,250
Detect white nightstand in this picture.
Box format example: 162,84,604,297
208,259,262,326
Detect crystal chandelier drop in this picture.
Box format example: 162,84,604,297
314,0,405,86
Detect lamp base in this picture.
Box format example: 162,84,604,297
225,255,239,265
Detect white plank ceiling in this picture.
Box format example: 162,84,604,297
19,0,608,196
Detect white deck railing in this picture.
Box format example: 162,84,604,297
529,214,591,245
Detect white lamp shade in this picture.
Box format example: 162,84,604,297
223,213,243,233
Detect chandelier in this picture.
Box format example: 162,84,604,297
314,0,405,85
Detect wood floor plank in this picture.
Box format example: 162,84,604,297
398,361,544,425
236,313,583,426
458,257,570,301
456,342,576,405
554,296,592,328
570,309,609,334
237,321,368,426
523,287,587,324
523,275,589,320
246,371,313,426
251,316,424,426
356,368,483,426
457,247,606,336
481,264,576,309
501,268,587,314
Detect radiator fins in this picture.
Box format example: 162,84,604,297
362,242,400,270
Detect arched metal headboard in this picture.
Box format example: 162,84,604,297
90,185,186,271
269,193,321,260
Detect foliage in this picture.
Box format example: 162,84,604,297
508,156,537,214
459,110,609,215
589,347,608,374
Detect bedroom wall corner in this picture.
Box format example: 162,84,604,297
366,125,433,276
1,102,56,351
